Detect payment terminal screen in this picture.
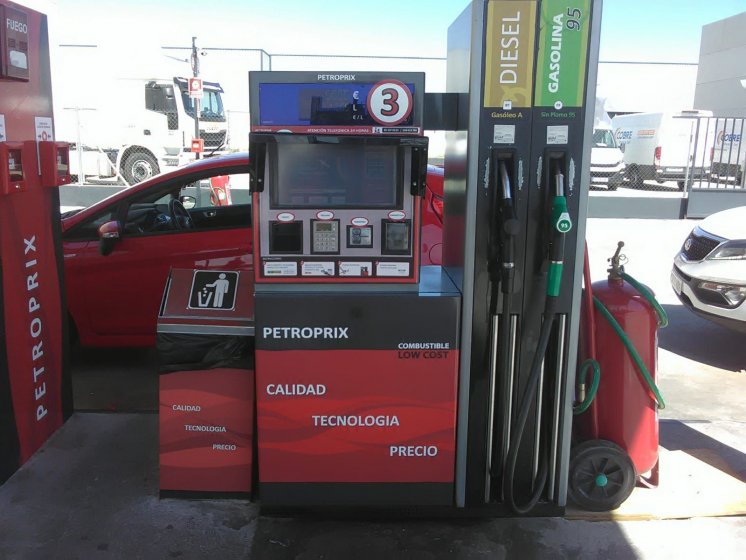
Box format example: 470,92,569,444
272,143,399,209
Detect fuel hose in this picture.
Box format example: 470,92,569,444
504,167,571,514
490,160,519,481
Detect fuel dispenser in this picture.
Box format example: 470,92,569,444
443,0,602,514
249,72,465,507
0,1,72,485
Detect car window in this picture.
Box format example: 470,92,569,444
186,172,252,209
64,209,117,241
121,182,182,235
120,170,251,236
593,129,617,148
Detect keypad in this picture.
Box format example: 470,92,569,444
312,221,339,253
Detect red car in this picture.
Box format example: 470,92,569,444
62,153,444,347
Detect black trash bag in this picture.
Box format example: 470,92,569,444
157,333,254,373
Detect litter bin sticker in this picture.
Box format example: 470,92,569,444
188,271,239,311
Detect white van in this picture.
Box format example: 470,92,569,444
611,110,714,190
590,124,625,190
710,118,745,185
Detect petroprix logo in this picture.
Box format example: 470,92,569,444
262,327,350,340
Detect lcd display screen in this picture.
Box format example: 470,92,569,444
272,143,399,209
258,82,415,127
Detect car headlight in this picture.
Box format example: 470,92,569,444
698,281,746,306
708,240,746,260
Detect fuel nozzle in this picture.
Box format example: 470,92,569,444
547,162,572,299
551,165,572,234
498,160,519,295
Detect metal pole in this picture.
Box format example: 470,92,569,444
738,118,746,189
75,108,84,185
192,36,201,163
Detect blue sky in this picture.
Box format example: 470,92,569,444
49,0,746,62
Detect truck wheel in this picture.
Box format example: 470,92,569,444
122,152,159,185
627,166,643,189
569,439,636,512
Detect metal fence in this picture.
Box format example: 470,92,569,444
52,43,746,219
588,115,746,219
53,45,448,186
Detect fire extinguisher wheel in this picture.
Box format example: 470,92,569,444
568,439,637,512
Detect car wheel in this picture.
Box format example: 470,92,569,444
122,152,159,185
677,181,686,191
627,166,643,189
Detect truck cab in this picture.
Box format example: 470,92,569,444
67,77,229,185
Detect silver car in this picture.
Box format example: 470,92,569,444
671,206,746,333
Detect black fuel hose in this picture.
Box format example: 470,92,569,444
503,166,570,513
492,161,519,481
502,304,556,513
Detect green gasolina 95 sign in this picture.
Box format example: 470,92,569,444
534,0,591,109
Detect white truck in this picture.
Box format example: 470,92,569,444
58,77,229,185
590,97,625,190
611,110,714,190
710,118,745,185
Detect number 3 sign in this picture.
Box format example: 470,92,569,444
366,80,413,126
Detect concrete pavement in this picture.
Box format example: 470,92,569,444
0,217,744,558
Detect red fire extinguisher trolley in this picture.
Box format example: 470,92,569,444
571,242,667,511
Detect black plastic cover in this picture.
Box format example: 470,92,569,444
157,333,254,374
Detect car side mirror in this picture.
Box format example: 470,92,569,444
98,220,122,256
180,195,196,209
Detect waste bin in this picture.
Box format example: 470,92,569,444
156,268,254,497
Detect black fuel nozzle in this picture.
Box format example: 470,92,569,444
498,160,519,295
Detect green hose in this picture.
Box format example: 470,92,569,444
573,359,600,415
593,295,666,410
620,272,669,328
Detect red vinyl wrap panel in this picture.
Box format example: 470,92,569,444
159,368,254,493
256,349,459,483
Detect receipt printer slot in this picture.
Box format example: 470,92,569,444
269,221,303,254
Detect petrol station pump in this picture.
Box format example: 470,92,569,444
0,1,72,484
444,0,603,514
0,0,661,520
248,72,466,507
244,0,606,514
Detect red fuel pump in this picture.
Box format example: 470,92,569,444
209,175,232,206
571,242,667,511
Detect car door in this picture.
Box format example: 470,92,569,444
69,170,252,346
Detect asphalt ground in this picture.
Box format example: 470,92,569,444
1,217,745,558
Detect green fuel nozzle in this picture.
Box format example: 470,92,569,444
547,166,571,298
